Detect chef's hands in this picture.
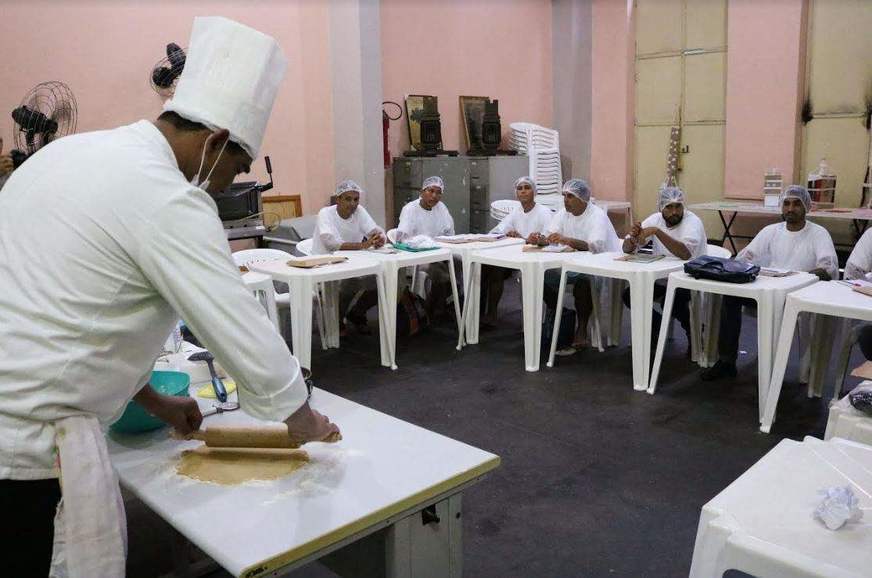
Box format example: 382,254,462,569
364,232,386,249
527,232,546,245
134,384,203,435
285,401,342,444
505,230,521,238
546,232,566,245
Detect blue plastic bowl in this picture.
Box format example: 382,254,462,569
110,370,191,433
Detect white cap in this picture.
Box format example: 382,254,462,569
422,176,444,191
657,186,686,211
164,16,287,159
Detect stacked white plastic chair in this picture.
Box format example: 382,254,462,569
510,122,561,195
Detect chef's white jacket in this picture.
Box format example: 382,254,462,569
0,120,308,480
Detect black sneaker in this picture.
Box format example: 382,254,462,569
700,360,737,381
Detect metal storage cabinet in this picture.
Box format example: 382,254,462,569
469,156,529,233
392,158,471,233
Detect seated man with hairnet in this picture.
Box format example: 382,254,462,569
702,185,838,381
481,176,553,327
843,228,872,361
312,179,386,334
535,179,621,355
396,175,455,319
621,186,707,350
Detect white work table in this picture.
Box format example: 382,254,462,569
547,252,686,390
763,281,872,433
690,436,872,578
457,243,570,372
109,387,500,578
435,237,526,339
251,254,391,372
336,247,462,369
649,271,818,422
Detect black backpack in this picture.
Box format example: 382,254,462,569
684,255,760,284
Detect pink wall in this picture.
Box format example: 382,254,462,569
0,0,335,213
724,0,807,199
381,0,553,157
589,0,634,201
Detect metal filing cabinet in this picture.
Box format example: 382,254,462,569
468,156,529,233
392,158,471,233
392,156,528,234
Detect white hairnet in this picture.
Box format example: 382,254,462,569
164,16,288,159
514,176,537,193
658,186,686,211
422,176,444,191
780,184,811,211
562,179,591,202
335,179,363,197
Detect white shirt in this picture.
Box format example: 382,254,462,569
738,221,838,279
491,202,553,238
396,198,454,240
312,205,383,255
640,210,707,259
845,227,872,280
0,120,307,479
547,202,621,253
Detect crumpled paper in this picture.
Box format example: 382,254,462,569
814,486,863,530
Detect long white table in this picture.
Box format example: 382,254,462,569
109,388,500,578
689,201,872,254
690,436,872,578
649,271,818,423
547,253,686,390
762,281,872,433
251,255,391,371
336,247,462,369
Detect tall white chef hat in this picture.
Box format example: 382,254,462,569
164,16,287,159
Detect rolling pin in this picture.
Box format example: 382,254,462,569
189,425,301,449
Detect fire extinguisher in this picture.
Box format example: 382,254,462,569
382,101,402,168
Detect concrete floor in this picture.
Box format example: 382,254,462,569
127,282,853,578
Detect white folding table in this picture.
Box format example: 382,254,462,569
547,253,685,390
436,237,526,339
649,271,818,422
762,281,872,433
457,243,569,372
336,247,462,369
689,436,872,578
108,388,500,578
251,255,392,371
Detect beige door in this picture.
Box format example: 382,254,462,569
802,0,872,246
634,0,727,235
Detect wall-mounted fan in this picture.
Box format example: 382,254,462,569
150,43,186,97
10,81,78,167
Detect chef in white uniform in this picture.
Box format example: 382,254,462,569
702,185,838,381
537,179,621,355
481,176,553,327
312,179,386,333
0,17,338,577
621,186,707,346
396,176,455,318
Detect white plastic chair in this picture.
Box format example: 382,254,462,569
242,272,280,331
232,247,328,350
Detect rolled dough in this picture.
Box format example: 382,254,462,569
176,445,309,485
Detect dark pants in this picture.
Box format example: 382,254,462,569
622,283,692,341
0,478,61,576
859,326,872,360
717,295,757,363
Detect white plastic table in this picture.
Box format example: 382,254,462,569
108,388,500,578
825,385,872,446
251,255,391,371
762,282,872,433
336,247,462,369
689,436,872,578
436,237,526,339
547,253,685,390
649,271,818,421
456,243,570,372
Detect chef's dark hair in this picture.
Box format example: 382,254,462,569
158,111,248,157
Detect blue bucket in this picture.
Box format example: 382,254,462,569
110,370,191,433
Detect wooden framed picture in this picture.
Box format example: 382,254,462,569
459,95,489,151
405,94,437,151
